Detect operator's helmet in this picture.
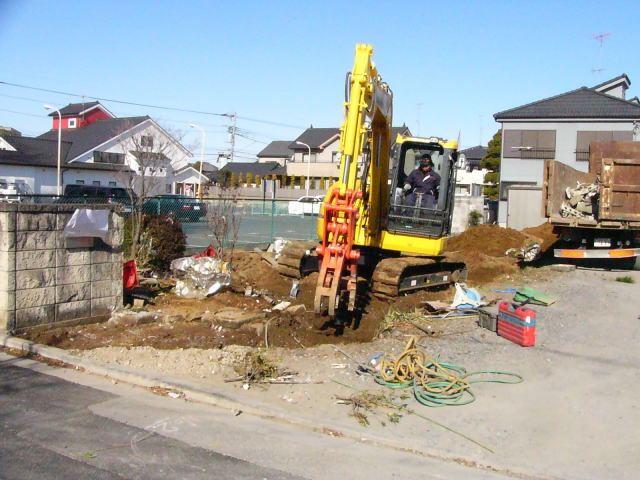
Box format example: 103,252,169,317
418,153,433,168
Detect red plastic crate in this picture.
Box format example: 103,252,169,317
497,302,537,347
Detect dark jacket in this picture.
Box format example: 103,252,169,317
404,168,441,196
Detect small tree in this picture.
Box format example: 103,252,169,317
280,174,286,187
289,175,296,188
205,183,240,263
310,178,316,190
255,175,262,187
246,172,254,186
319,177,325,190
468,209,483,227
230,172,238,187
481,129,502,200
238,173,245,186
300,175,307,190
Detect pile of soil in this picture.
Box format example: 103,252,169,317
522,222,559,253
445,224,528,257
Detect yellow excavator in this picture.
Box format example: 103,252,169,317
279,44,465,316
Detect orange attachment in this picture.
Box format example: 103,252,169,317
314,188,361,316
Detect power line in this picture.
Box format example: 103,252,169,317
0,108,43,118
0,79,306,129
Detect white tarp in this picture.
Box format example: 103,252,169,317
63,209,110,241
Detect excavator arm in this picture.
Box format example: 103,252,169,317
314,44,393,315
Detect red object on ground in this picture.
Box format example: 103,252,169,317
123,259,139,289
194,245,217,259
497,301,537,347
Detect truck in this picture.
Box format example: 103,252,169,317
542,141,640,268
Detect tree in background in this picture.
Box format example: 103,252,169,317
255,175,262,187
230,172,238,187
300,175,307,190
280,174,287,186
246,172,254,186
289,175,296,188
238,173,244,186
310,178,316,190
319,177,325,190
481,129,502,200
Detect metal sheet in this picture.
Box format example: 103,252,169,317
600,156,640,220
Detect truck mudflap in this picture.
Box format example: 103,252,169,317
554,248,640,259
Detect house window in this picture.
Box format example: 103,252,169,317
302,153,317,163
141,136,154,148
108,181,116,187
503,130,556,159
92,181,100,186
76,180,84,185
93,151,125,164
575,130,633,161
68,118,77,128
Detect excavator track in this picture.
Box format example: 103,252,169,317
371,256,467,299
275,240,319,278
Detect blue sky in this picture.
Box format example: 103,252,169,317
1,0,638,162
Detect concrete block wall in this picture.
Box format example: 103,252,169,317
0,204,123,331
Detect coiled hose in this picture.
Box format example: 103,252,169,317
373,337,523,407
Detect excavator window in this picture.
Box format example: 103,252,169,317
387,142,454,238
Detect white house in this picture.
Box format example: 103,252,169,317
494,74,640,226
0,101,192,195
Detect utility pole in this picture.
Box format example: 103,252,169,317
227,112,237,163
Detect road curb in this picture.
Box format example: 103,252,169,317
0,334,553,480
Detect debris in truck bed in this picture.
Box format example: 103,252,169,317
561,181,599,219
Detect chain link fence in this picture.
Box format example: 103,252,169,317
1,194,319,249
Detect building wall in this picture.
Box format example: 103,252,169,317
497,119,636,224
450,195,485,234
0,165,57,194
63,169,124,188
0,204,123,332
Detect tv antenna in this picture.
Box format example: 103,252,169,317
591,32,610,74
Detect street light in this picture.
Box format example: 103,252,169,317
43,104,62,195
295,141,311,197
189,123,206,200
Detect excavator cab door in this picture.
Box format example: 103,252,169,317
386,141,457,238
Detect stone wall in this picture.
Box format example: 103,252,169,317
0,204,123,331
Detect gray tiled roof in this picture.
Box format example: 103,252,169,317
48,101,101,117
0,134,130,172
38,116,149,160
459,145,487,160
289,126,411,151
220,161,286,176
257,140,294,158
289,128,340,150
0,135,72,167
591,73,630,91
494,87,640,120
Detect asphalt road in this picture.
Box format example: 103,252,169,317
182,214,318,249
0,353,508,480
0,355,303,480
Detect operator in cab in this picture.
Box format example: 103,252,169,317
402,153,440,208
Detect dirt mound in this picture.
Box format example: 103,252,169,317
231,251,294,297
445,224,528,257
522,222,559,253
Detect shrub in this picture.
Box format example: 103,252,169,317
468,209,483,227
139,214,186,271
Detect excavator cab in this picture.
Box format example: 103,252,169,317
387,138,457,238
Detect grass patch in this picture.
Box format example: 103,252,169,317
615,276,635,284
